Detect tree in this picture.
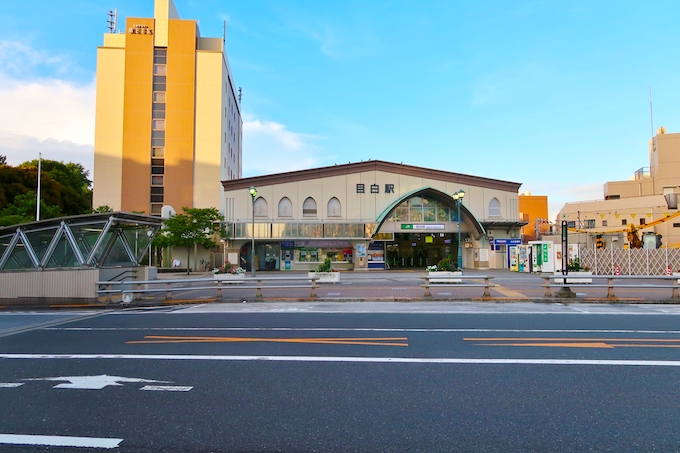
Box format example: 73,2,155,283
20,159,92,215
152,207,225,274
89,205,114,214
0,191,62,227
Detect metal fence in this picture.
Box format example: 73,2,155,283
581,248,680,275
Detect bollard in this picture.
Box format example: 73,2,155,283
165,282,173,301
606,277,616,299
216,280,223,301
543,276,552,298
483,277,491,297
256,279,263,298
423,277,431,297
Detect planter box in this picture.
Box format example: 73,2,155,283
214,273,245,284
554,271,592,284
427,271,462,283
308,272,340,283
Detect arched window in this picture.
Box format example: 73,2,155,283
489,198,501,217
327,197,341,217
254,197,268,217
303,197,317,217
278,197,293,217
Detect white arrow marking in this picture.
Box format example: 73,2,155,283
0,434,123,449
140,385,193,391
25,374,168,390
0,383,23,388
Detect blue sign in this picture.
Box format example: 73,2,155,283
493,238,522,245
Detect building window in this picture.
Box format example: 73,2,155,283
152,147,164,158
253,197,268,217
622,219,627,226
151,175,164,186
602,220,608,227
673,223,680,228
154,64,166,76
153,120,165,130
585,219,595,228
151,166,164,175
327,197,341,217
153,93,166,103
303,197,317,217
150,203,162,215
278,197,293,217
640,218,646,225
488,198,501,217
567,221,576,228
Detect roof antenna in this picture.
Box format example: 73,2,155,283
223,20,226,45
649,87,654,137
107,9,117,33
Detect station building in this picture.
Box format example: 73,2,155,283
93,0,242,217
220,160,525,271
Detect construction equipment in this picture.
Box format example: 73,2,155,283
567,211,680,248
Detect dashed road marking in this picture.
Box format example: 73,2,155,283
140,385,193,392
0,383,23,388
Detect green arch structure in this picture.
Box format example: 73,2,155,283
373,186,486,239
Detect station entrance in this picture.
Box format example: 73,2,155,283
386,233,459,269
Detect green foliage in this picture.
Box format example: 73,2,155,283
0,191,62,226
567,257,589,272
0,158,93,227
316,257,333,273
152,207,224,274
434,257,457,271
89,205,114,214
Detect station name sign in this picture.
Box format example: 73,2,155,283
401,224,445,230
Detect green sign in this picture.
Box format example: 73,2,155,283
401,224,413,230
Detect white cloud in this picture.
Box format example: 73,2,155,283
0,132,93,175
242,118,328,176
0,41,95,170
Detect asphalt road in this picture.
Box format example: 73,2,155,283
1,304,680,452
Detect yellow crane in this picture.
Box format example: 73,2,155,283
567,211,680,248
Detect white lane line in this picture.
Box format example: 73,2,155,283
140,385,193,391
2,353,680,367
0,383,23,388
0,434,122,449
43,327,680,334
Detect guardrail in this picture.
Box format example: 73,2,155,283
96,276,320,304
420,275,495,298
541,274,680,300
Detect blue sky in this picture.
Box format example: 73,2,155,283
2,1,680,219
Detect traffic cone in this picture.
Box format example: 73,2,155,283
667,265,672,276
615,265,620,276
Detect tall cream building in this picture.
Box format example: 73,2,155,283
558,127,680,248
93,0,242,216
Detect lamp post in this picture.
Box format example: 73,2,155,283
249,186,257,277
453,189,465,270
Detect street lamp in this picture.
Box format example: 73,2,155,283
249,186,257,277
452,189,465,270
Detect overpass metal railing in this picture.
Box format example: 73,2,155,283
420,275,495,298
96,276,320,304
541,274,680,300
